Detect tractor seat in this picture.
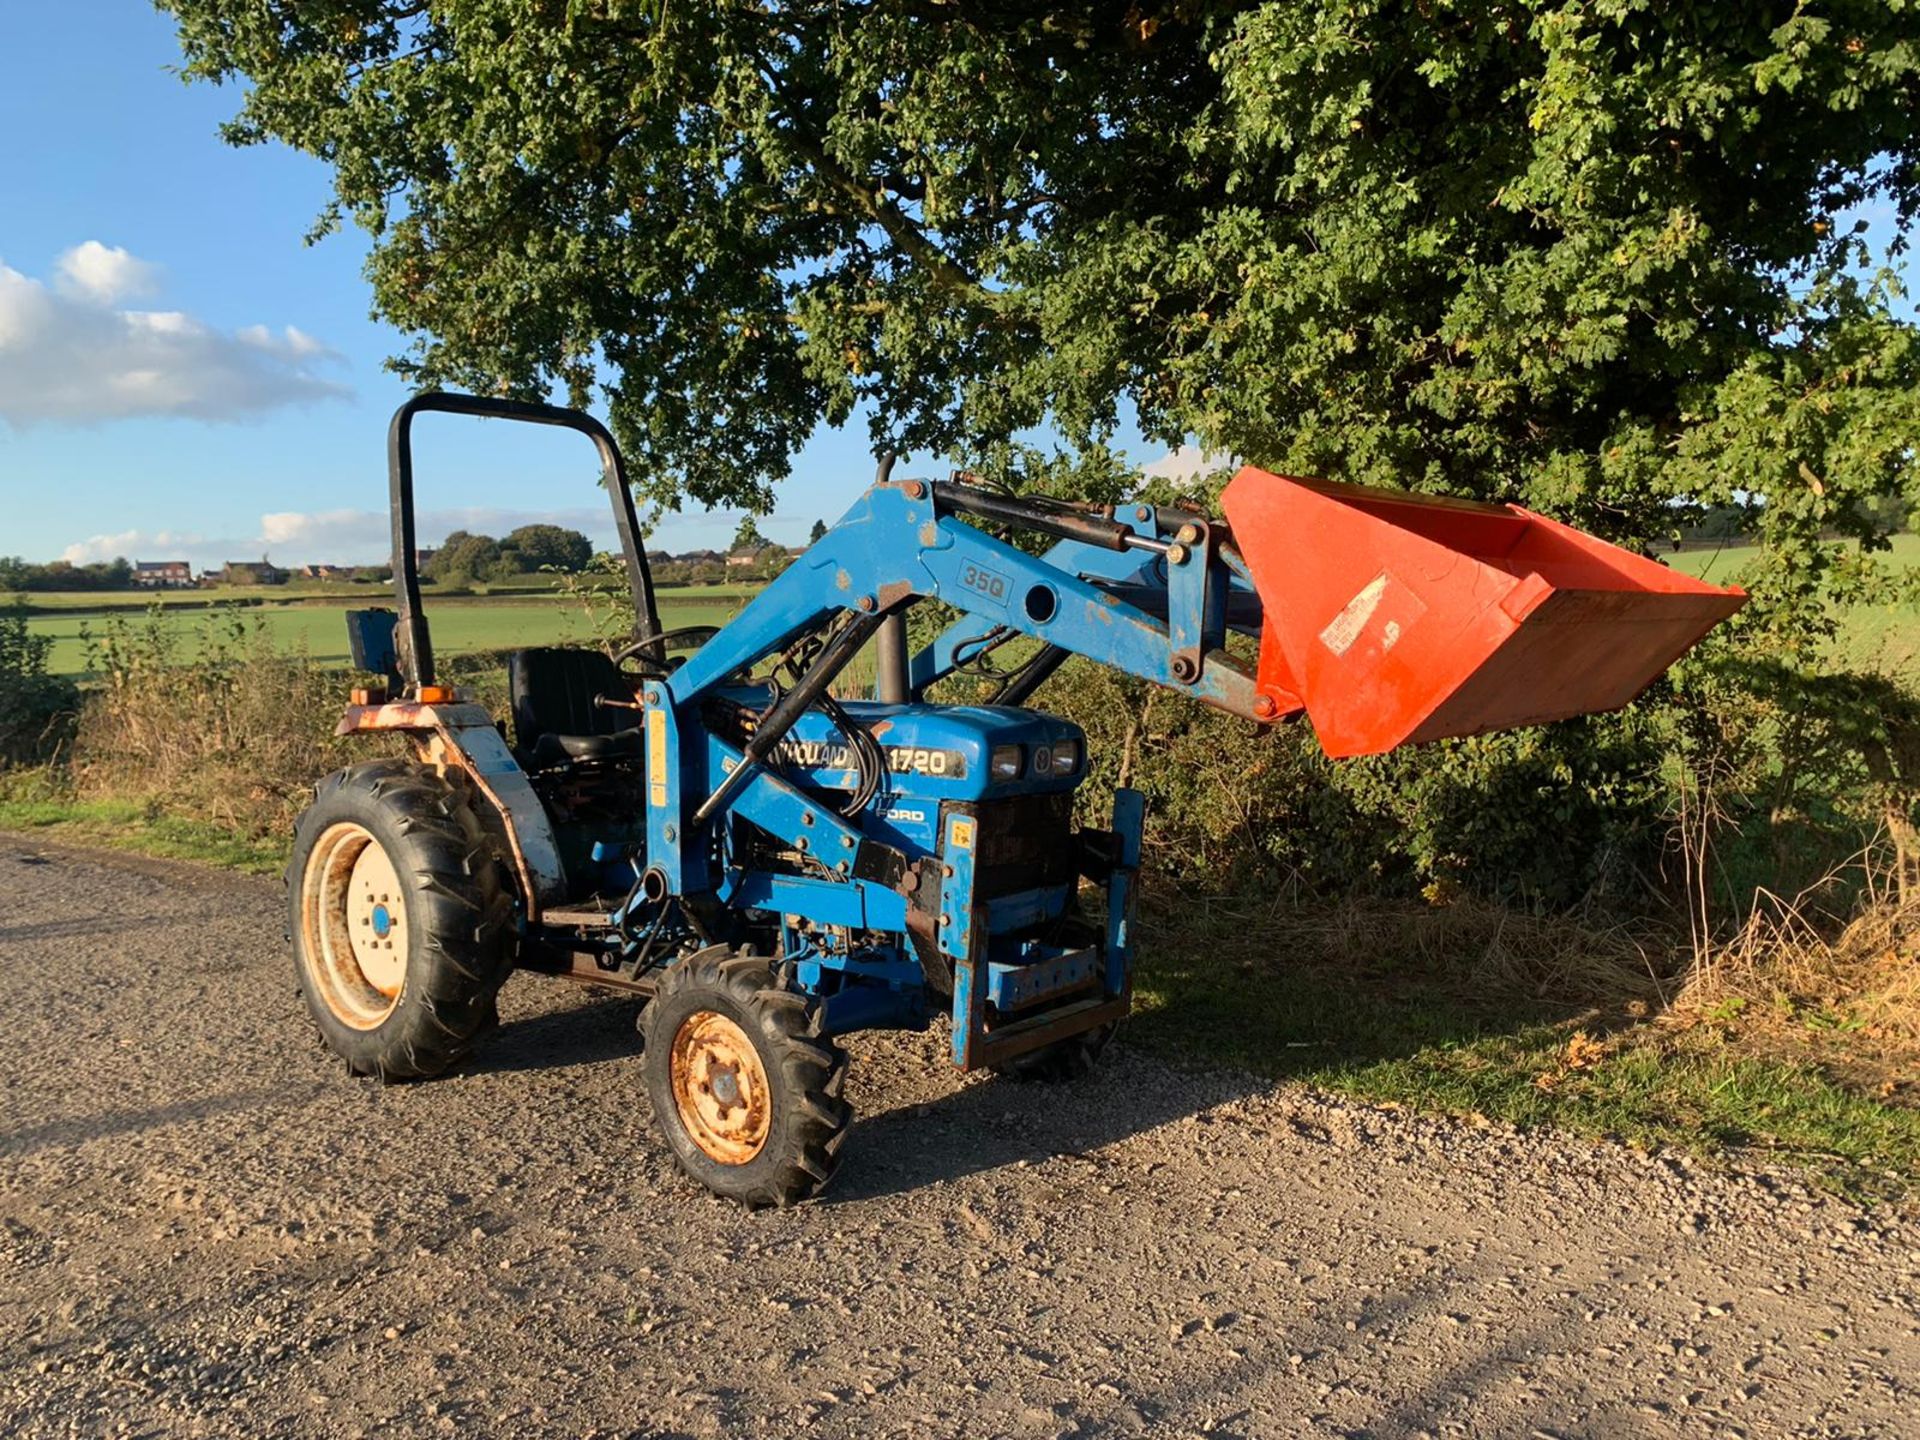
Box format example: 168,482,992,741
507,647,644,769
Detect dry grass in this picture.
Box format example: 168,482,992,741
1149,843,1920,1108
1668,838,1920,1096
56,611,382,838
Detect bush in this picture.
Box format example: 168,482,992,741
1026,632,1920,932
0,606,77,765
67,608,384,837
1036,657,1667,909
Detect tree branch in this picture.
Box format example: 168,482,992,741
775,127,1017,311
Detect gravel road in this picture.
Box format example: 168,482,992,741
3,834,1917,1439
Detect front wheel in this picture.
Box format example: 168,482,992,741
288,760,516,1080
641,949,852,1207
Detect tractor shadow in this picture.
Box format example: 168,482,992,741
480,989,646,1076
826,1037,1268,1204
827,892,1669,1203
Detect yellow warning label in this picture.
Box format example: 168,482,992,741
647,708,668,806
949,817,976,851
647,710,667,783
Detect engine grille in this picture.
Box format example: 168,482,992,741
951,792,1077,898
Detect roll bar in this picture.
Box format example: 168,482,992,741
386,392,660,688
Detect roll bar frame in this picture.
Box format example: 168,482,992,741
386,392,660,688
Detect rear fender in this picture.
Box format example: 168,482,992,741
337,701,566,919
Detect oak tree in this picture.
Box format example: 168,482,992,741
162,1,1920,632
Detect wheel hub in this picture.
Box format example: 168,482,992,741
668,1010,772,1165
301,822,408,1029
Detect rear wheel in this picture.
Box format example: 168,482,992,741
642,949,851,1206
288,760,516,1079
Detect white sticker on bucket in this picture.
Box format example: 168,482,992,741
1320,572,1390,657
1318,571,1426,662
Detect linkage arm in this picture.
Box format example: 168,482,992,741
667,480,1276,723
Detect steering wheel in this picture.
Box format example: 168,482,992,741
613,625,722,676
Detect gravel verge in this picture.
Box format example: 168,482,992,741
2,834,1915,1438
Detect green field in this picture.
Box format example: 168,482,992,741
7,581,399,610
18,537,1920,679
1663,532,1920,581
2,575,760,609
1667,533,1920,676
22,586,764,675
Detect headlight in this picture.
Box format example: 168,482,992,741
1047,739,1083,776
989,744,1024,781
1027,740,1081,778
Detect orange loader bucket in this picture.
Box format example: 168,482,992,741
1221,468,1747,759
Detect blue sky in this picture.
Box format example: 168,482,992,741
0,3,1167,571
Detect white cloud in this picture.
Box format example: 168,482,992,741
0,244,348,427
256,509,391,556
1143,444,1236,483
260,505,626,558
55,241,160,303
60,527,240,569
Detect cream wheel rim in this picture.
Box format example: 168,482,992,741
302,822,407,1029
669,1010,773,1165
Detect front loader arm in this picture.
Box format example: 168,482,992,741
668,478,1275,721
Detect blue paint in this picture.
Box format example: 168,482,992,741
371,904,392,939
482,485,1229,1071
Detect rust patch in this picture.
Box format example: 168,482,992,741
669,1011,773,1165
335,701,434,735
904,903,938,943
877,578,914,608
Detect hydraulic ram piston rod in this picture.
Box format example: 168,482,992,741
689,609,892,830
929,482,1172,556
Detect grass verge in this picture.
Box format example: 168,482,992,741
1128,893,1920,1202
0,790,285,874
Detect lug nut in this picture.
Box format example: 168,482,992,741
1254,694,1280,720
904,481,926,500
1166,543,1189,565
1176,523,1200,545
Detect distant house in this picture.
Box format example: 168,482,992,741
220,560,288,586
132,560,192,588
414,548,437,572
726,544,781,568
298,563,351,581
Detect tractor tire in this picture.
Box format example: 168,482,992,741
287,759,516,1081
641,949,852,1207
992,1020,1119,1083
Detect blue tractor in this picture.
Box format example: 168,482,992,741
289,393,1741,1205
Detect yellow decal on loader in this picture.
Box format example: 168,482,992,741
647,708,668,806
